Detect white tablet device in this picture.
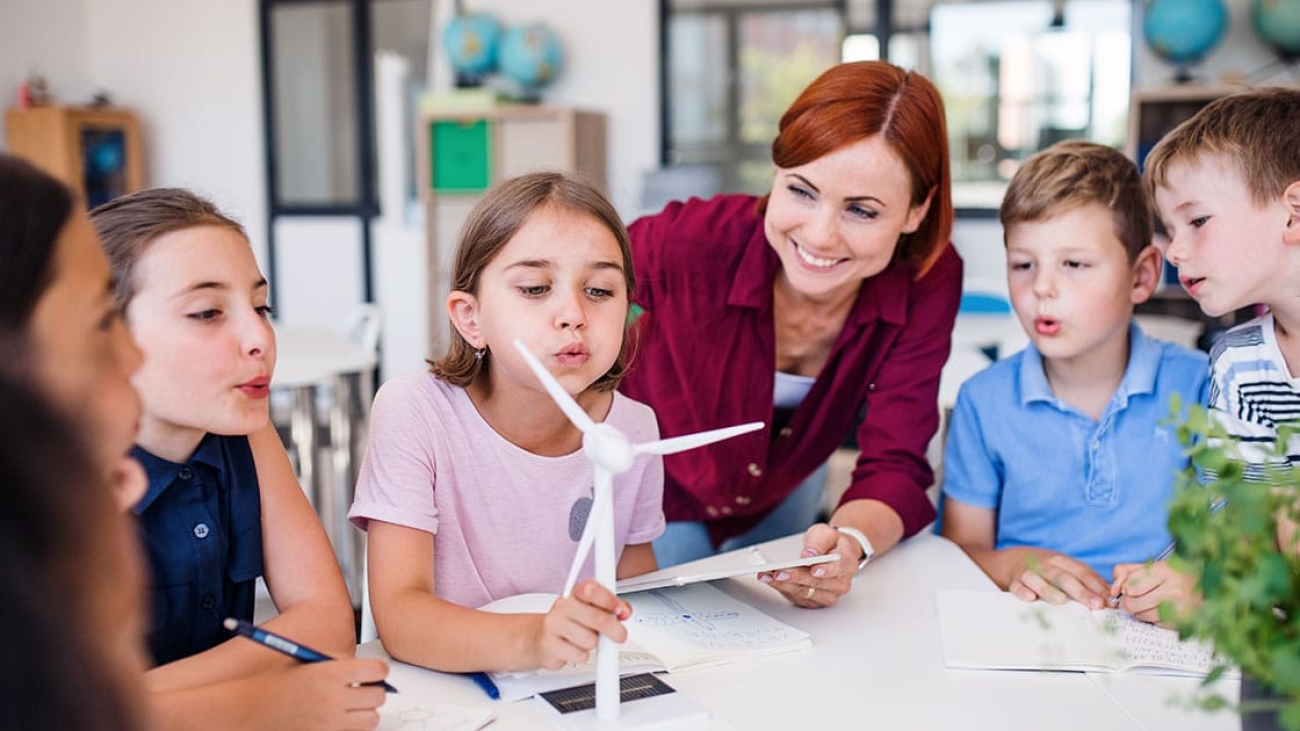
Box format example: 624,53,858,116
615,548,841,594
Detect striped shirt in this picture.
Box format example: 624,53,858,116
1208,312,1300,479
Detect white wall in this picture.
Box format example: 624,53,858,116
83,0,268,269
0,0,92,143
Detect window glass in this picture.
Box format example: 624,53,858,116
663,0,1131,208
667,3,841,194
926,0,1131,207
270,2,360,207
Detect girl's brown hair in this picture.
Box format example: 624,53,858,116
89,188,248,310
430,172,636,392
759,60,953,278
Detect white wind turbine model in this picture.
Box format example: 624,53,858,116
513,340,763,722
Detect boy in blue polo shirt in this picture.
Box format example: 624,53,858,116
940,140,1208,623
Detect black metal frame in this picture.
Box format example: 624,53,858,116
258,0,379,317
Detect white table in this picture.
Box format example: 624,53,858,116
357,533,1238,729
273,326,378,603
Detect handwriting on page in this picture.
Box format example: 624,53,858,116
376,699,493,731
632,588,805,652
1096,610,1219,672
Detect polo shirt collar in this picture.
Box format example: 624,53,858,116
727,216,911,328
131,433,225,514
1018,321,1159,409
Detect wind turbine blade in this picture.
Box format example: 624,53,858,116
633,421,764,456
512,339,596,432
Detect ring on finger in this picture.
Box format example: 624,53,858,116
805,585,815,599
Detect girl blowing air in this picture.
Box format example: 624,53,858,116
349,172,664,673
92,189,388,731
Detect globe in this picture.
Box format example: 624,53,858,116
1253,0,1300,56
1144,0,1229,66
443,12,502,80
499,23,564,92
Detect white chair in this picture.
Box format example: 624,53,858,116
270,303,383,608
359,548,378,643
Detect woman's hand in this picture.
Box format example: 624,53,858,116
758,524,859,608
533,579,631,670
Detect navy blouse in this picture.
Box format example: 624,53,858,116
132,433,264,666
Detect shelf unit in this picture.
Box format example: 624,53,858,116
1126,84,1251,168
415,104,607,358
4,105,145,207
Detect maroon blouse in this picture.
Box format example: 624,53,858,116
621,194,963,546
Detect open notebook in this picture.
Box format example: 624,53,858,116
480,582,812,701
935,589,1237,677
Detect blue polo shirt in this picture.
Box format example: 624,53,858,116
941,323,1208,579
132,433,264,666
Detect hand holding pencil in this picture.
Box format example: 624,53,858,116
226,618,397,693
1108,561,1200,626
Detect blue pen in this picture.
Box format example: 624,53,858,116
223,618,398,693
468,671,500,700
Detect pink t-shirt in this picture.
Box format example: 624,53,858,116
348,371,666,608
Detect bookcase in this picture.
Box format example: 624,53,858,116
416,104,607,358
1126,84,1247,168
4,105,145,207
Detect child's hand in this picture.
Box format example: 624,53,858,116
258,657,389,730
1110,560,1199,626
534,578,632,670
1008,550,1110,609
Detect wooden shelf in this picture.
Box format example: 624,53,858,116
4,105,145,206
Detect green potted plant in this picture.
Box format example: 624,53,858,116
1166,401,1300,730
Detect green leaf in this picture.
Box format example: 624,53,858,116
1279,700,1300,731
1199,693,1229,711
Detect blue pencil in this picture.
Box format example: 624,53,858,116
468,671,501,700
224,618,398,693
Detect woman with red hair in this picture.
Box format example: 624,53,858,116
622,61,960,607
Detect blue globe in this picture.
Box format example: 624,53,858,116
1144,0,1229,65
499,23,564,91
443,13,502,79
1253,0,1300,56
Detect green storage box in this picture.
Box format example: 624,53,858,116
430,119,491,193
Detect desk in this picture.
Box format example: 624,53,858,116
357,533,1237,729
273,326,377,603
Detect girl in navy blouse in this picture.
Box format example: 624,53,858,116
92,189,389,730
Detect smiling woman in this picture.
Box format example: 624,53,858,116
620,60,962,609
